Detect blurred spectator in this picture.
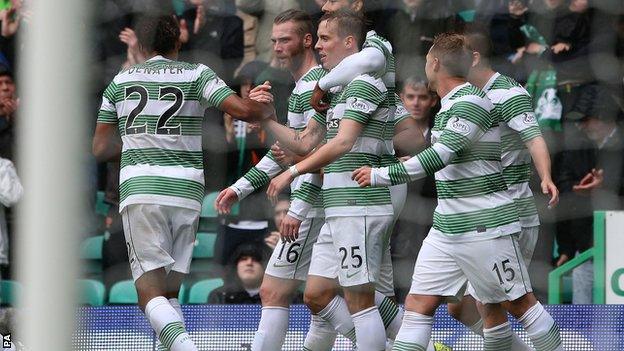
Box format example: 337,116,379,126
471,1,531,80
179,0,244,85
265,195,290,250
216,60,273,266
391,77,439,302
208,242,268,304
0,65,16,162
385,0,464,83
0,156,20,280
0,0,30,70
236,0,300,62
554,84,624,303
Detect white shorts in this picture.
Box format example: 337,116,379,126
309,220,395,295
328,215,393,287
265,217,324,281
373,184,406,295
121,204,199,281
518,226,539,267
410,232,532,304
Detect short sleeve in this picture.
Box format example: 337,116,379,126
196,66,236,108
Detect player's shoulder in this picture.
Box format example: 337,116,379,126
449,83,493,111
347,74,386,94
363,30,393,53
301,66,327,83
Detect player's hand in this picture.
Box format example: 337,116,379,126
541,178,559,209
280,215,302,243
214,188,239,215
271,142,294,167
267,171,293,204
310,83,329,112
352,166,372,187
572,168,603,196
249,86,274,104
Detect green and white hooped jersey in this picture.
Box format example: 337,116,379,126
97,55,235,212
230,66,327,220
323,74,393,218
364,31,397,119
364,32,402,167
483,73,542,228
375,83,521,241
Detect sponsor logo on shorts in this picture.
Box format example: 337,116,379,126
272,262,293,268
504,284,515,294
346,270,361,279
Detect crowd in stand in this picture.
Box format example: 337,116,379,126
0,0,622,304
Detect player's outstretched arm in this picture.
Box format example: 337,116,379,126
262,118,326,156
219,94,275,123
354,101,491,187
267,119,362,198
526,136,559,207
311,47,385,112
92,123,121,162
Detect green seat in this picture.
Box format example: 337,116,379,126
200,192,220,219
79,279,106,306
0,280,22,306
80,235,104,277
108,280,138,304
178,283,188,303
187,278,223,304
193,232,217,259
95,191,110,216
199,192,220,232
458,9,476,22
80,235,103,260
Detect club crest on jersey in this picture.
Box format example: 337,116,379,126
448,116,471,135
522,112,536,124
347,97,373,113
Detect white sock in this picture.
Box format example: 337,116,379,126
518,302,563,351
425,340,436,351
510,332,533,351
318,295,356,342
251,306,289,351
303,314,337,351
392,311,432,351
168,298,185,326
145,296,197,351
483,322,513,351
352,306,386,351
469,318,484,336
374,291,403,340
